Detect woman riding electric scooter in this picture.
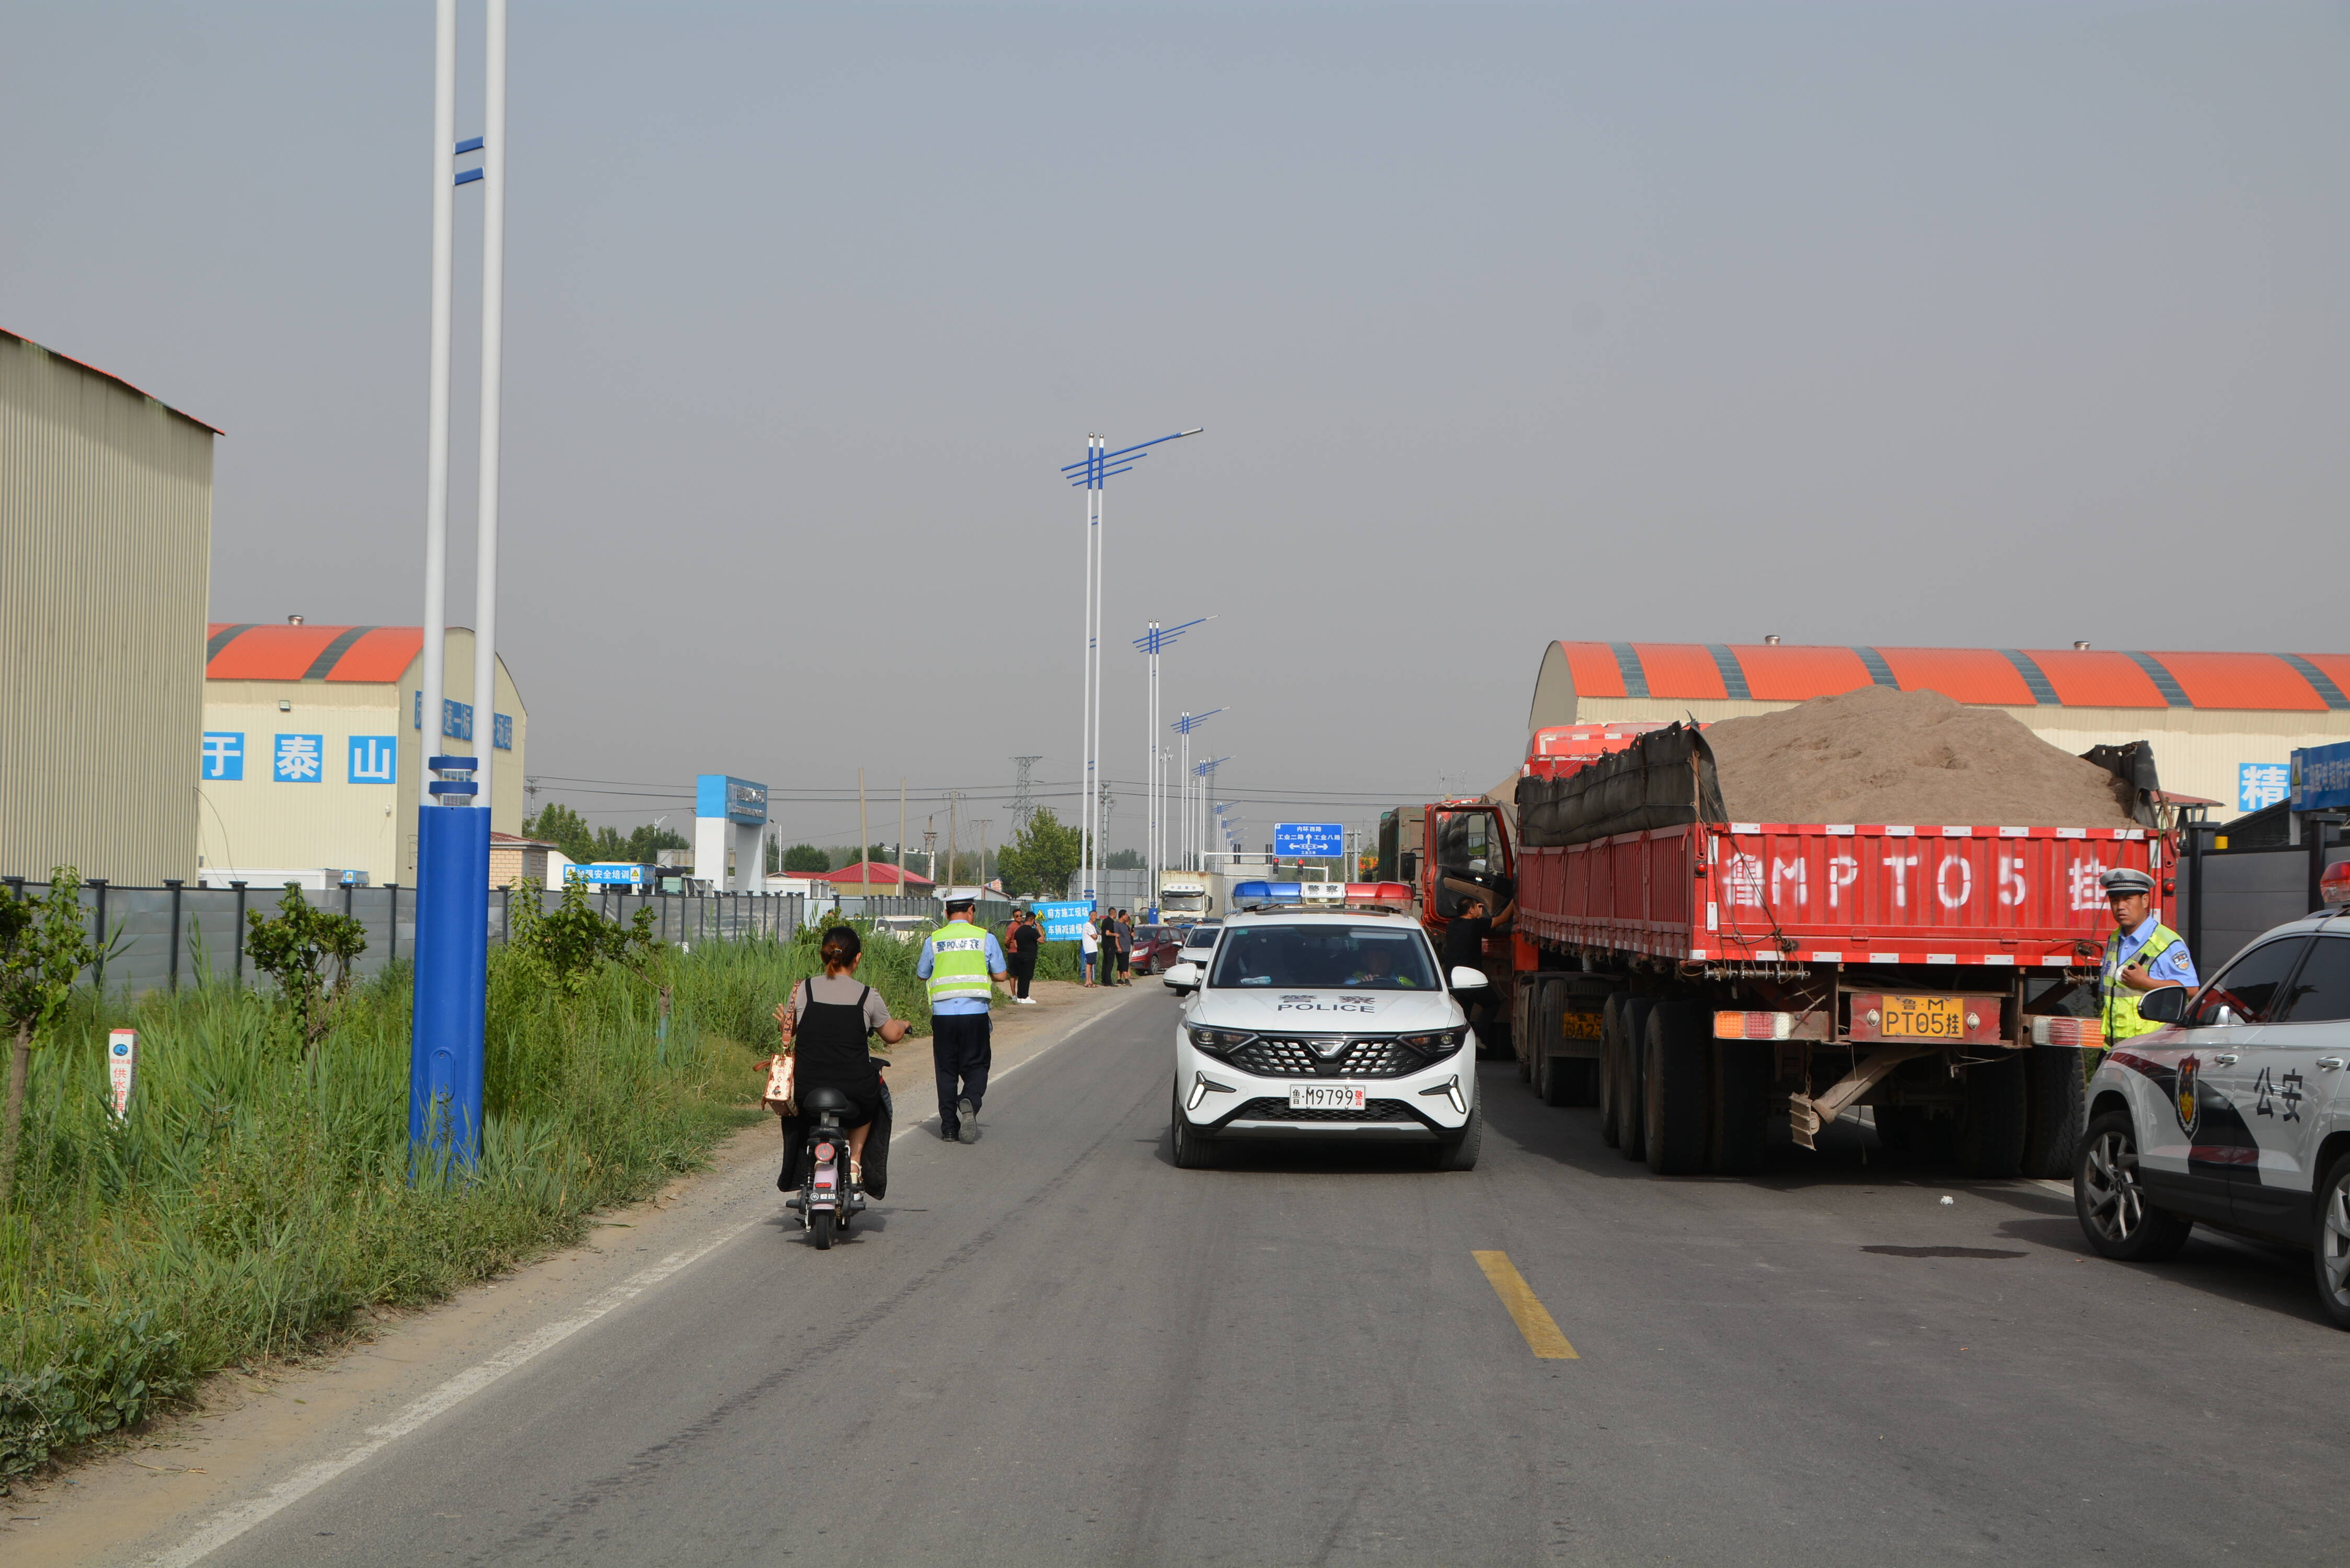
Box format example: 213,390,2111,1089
775,926,909,1199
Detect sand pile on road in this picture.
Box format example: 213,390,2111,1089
1701,685,2139,828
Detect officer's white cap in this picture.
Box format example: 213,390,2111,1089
2099,867,2155,896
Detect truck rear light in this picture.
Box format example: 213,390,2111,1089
2029,1016,2104,1047
1714,1011,1811,1040
2324,860,2350,910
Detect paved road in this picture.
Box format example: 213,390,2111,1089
203,995,2350,1567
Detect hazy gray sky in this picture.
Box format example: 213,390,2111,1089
7,3,2345,852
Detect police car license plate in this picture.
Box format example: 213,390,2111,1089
1881,995,1965,1039
1289,1084,1367,1111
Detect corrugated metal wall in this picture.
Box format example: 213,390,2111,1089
1,333,214,883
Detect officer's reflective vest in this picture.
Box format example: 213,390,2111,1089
2100,922,2186,1043
925,921,995,1007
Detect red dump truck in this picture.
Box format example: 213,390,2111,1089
1378,723,2168,1178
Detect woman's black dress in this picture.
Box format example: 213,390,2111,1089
776,979,893,1197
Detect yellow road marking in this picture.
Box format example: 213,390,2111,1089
1472,1250,1579,1359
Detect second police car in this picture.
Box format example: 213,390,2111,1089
1162,882,1487,1169
2076,861,2350,1327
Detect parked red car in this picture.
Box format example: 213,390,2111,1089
1131,924,1184,976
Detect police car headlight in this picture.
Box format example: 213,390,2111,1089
1398,1028,1468,1061
1187,1027,1252,1058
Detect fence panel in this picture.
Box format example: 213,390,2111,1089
5,880,848,1001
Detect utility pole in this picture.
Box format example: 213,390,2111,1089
923,819,937,883
974,819,992,893
857,767,869,897
947,790,961,896
898,776,907,891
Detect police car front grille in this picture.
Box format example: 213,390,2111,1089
1227,1097,1421,1123
1226,1036,1424,1078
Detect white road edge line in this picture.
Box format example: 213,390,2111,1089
149,991,1139,1568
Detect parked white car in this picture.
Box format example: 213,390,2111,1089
2076,869,2350,1327
1162,900,1486,1170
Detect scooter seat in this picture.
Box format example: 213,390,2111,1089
800,1086,854,1116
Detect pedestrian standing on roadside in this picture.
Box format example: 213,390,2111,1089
1079,913,1100,987
1114,909,1135,985
917,895,1011,1143
1009,909,1041,1004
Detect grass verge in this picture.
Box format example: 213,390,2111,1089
0,927,927,1484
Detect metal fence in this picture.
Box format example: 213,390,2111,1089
0,878,994,1000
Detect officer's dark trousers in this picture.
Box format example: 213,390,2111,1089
932,1010,993,1132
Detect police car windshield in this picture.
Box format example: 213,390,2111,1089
1209,924,1437,990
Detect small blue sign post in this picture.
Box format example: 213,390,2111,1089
1273,822,1345,859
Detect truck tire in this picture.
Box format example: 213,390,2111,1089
1615,996,1656,1161
1958,1053,2027,1179
1707,1039,1770,1175
1513,977,1537,1082
2019,1046,2087,1180
1643,999,1710,1175
1598,994,1628,1144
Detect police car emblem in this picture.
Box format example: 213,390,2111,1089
1342,996,1375,1006
2174,1055,2201,1136
1281,995,1315,1005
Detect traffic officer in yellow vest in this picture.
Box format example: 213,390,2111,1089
917,896,1011,1143
2098,866,2196,1044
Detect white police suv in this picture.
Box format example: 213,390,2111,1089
2076,862,2350,1327
1162,882,1487,1170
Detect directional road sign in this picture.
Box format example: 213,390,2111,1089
1273,822,1345,858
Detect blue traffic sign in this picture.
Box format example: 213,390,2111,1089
1273,822,1345,858
1034,899,1094,940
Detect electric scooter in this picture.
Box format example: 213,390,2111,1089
786,1086,864,1249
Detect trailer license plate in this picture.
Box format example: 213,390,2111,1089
1289,1084,1367,1111
1881,995,1966,1039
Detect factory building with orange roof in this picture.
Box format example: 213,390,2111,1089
198,619,527,887
1529,641,2350,816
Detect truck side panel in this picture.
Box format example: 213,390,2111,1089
1519,824,2161,967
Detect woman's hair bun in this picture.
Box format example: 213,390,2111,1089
819,925,862,968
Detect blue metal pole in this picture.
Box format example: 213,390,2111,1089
409,799,489,1170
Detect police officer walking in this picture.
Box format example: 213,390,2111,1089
2097,866,2197,1044
918,895,1012,1143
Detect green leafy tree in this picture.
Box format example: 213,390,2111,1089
780,843,830,873
624,824,690,862
522,802,597,863
1104,848,1145,870
244,886,368,1055
1,869,96,1208
507,878,660,996
996,808,1082,898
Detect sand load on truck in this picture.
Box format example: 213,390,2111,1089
1516,685,2142,847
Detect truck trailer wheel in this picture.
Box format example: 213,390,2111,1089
1958,1053,2027,1179
1614,996,1656,1161
1707,1039,1770,1175
1513,977,1537,1082
1643,999,1710,1176
1598,994,1628,1145
2019,1045,2086,1180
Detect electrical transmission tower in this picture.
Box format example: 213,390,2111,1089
1010,756,1042,827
